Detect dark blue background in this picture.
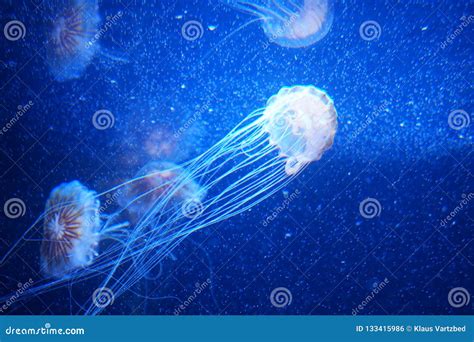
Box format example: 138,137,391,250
0,0,472,314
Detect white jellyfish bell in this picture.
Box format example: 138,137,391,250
263,85,337,175
223,0,334,48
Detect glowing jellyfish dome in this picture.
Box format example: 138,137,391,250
226,0,333,48
40,181,100,278
118,161,205,223
263,85,337,175
46,0,101,81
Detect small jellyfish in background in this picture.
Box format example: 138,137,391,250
118,161,205,224
46,0,103,81
40,181,128,278
225,0,334,48
144,128,178,160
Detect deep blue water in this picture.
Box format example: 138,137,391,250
0,0,472,315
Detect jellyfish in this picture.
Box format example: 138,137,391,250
45,0,101,81
0,85,337,314
224,0,334,48
85,84,337,314
40,181,101,277
118,161,205,224
28,181,128,279
45,0,126,81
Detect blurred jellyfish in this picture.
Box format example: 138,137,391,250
46,0,126,81
225,0,333,47
144,128,178,159
40,181,128,278
118,161,205,224
0,85,337,314
46,0,101,81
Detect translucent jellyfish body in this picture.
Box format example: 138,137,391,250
1,85,337,314
40,181,100,278
118,161,205,223
46,0,101,81
263,85,337,175
226,0,334,48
